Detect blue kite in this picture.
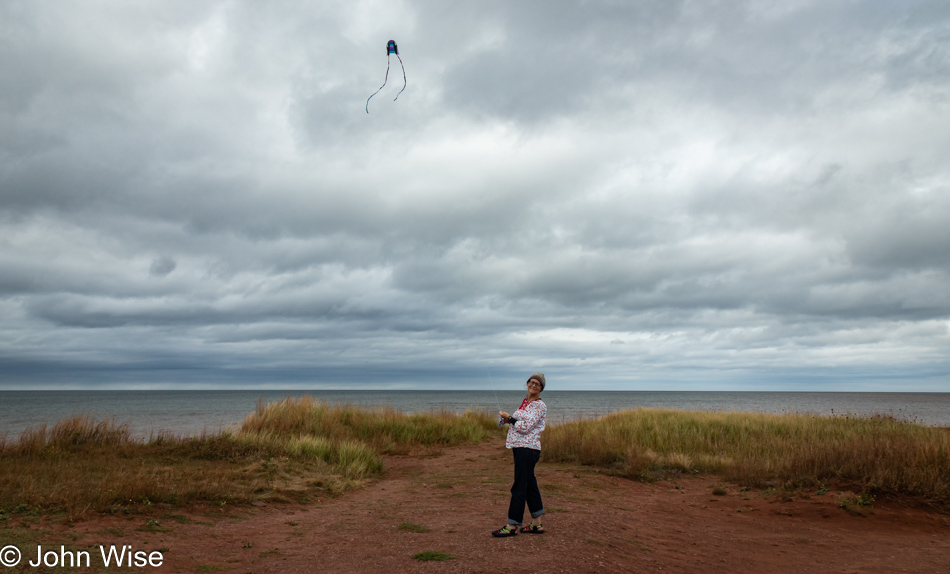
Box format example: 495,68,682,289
365,40,406,113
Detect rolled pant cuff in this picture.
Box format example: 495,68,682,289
507,519,522,526
530,508,546,519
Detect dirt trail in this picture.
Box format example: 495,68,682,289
45,442,950,573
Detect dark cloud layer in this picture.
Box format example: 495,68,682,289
1,1,948,390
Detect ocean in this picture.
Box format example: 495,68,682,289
1,390,948,439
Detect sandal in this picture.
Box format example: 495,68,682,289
520,524,544,534
491,525,519,537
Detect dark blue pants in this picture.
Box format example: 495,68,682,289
508,447,545,525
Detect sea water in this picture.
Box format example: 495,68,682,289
1,390,948,438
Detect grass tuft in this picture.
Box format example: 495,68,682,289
240,396,500,452
0,399,501,519
412,551,454,561
543,408,950,508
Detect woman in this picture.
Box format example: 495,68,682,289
492,372,547,537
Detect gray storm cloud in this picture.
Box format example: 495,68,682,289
0,0,948,390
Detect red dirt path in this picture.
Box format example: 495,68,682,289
39,442,950,573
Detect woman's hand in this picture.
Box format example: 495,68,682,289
499,411,510,419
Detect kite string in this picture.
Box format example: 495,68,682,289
365,55,391,113
394,54,407,101
486,368,506,426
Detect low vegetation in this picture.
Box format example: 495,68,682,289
412,551,454,562
0,397,500,519
543,408,950,508
240,396,501,453
2,401,947,519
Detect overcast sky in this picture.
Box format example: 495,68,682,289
1,1,948,391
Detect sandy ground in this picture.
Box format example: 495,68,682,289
13,441,950,573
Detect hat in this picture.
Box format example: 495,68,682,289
527,372,546,391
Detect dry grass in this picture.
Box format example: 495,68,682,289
240,396,500,453
0,417,329,520
4,402,946,519
0,399,502,520
543,408,950,508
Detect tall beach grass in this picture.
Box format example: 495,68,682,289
0,397,501,519
543,408,950,508
240,396,500,452
3,401,948,518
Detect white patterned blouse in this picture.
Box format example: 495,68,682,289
505,398,546,450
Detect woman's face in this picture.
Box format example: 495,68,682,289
527,378,543,396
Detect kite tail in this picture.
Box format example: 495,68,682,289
365,56,391,113
394,54,407,101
